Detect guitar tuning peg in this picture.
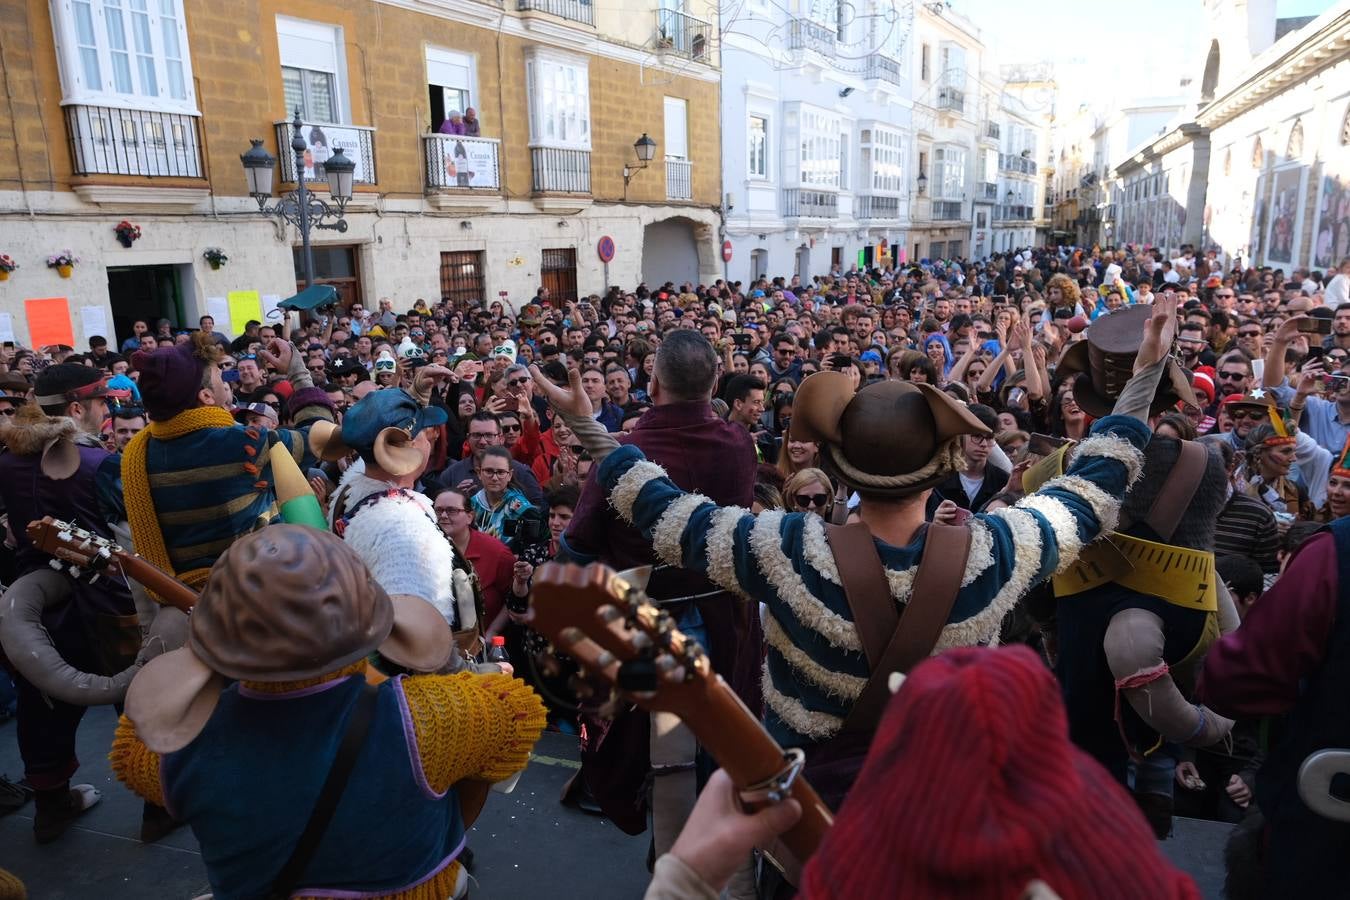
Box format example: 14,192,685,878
48,559,64,571
67,565,82,578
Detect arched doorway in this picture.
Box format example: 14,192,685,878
642,218,700,287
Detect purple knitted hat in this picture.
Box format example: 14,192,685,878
132,340,208,422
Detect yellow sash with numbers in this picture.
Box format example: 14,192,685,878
1052,532,1218,613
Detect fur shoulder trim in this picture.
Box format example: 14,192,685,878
0,406,78,456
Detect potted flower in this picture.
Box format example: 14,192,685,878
203,248,229,270
0,254,16,282
114,220,142,248
46,251,79,278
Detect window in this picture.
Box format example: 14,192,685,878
277,17,346,124
526,51,591,149
51,0,195,110
1286,119,1303,160
799,107,841,188
439,251,486,307
940,42,965,83
933,146,966,199
748,115,768,179
293,245,362,307
541,248,578,304
427,47,475,132
664,97,688,160
866,126,903,192
920,43,930,82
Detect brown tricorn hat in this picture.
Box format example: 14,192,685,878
793,371,991,498
1056,306,1197,419
125,526,453,753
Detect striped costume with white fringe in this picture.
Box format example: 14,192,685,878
595,415,1152,747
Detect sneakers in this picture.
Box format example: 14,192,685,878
33,783,100,844
0,776,31,815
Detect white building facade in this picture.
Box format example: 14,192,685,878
719,0,917,284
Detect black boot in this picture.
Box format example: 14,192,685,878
1134,790,1173,840
140,801,182,843
33,783,100,844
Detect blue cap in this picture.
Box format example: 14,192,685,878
339,388,447,456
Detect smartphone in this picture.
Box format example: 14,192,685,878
1028,433,1070,456
830,353,854,370
731,332,752,348
1297,317,1332,335
992,295,1009,307
1305,345,1325,363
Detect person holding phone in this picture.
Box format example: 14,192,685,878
1264,314,1350,455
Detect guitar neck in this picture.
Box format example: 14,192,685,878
116,553,198,613
672,674,833,862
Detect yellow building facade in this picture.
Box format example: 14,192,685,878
0,0,720,347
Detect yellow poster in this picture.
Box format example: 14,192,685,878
227,290,263,338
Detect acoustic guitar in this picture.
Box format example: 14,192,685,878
24,516,497,826
527,561,833,880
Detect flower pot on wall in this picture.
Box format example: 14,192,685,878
0,271,9,281
57,265,73,278
117,235,134,248
208,260,222,270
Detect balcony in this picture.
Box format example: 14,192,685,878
274,120,377,186
998,153,1037,176
979,182,998,201
936,87,965,114
787,18,836,57
932,200,963,220
865,54,903,86
518,0,593,24
665,158,692,201
856,194,901,220
998,204,1034,221
656,8,711,60
782,188,837,219
531,146,590,194
66,104,203,178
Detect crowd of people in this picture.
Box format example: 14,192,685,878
2,242,1350,899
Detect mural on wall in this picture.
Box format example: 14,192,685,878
1311,170,1350,270
1250,173,1267,264
1265,166,1306,266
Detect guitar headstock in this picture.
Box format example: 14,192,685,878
26,516,123,578
527,562,713,720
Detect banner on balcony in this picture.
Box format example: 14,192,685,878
293,124,370,183
437,138,500,189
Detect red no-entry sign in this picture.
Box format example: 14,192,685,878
722,240,733,263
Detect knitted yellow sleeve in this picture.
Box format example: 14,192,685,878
108,715,166,807
401,673,547,793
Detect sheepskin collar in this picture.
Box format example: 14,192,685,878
0,405,100,456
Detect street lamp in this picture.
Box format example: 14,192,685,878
623,133,659,198
916,171,928,195
240,109,354,289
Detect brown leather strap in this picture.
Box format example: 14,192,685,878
827,522,971,735
825,523,896,672
1143,439,1207,541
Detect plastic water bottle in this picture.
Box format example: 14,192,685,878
486,635,510,665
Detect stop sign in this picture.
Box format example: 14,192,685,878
722,240,733,263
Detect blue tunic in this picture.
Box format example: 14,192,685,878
595,415,1152,748
162,675,465,899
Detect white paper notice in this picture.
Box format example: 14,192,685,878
80,305,109,344
206,297,230,338
262,294,283,324
0,313,14,344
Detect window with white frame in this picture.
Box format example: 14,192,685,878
664,97,688,160
867,126,903,193
277,17,347,124
51,0,196,110
426,47,475,132
799,107,841,188
940,42,966,84
526,51,591,149
933,145,965,199
748,115,768,179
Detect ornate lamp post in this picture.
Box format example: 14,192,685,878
240,109,356,288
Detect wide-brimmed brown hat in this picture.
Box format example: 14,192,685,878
1056,306,1197,419
125,526,452,753
793,371,991,498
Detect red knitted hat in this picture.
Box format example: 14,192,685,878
799,646,1200,900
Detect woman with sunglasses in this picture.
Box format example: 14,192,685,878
782,467,834,519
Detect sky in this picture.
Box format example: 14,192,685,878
947,0,1339,112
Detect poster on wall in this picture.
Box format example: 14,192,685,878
1265,166,1306,266
1249,174,1267,264
25,298,73,349
1311,170,1350,270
